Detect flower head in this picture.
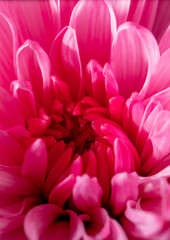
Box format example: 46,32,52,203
0,0,170,239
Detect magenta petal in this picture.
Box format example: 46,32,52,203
70,0,116,67
0,88,25,130
159,25,170,55
73,174,102,212
22,139,47,189
0,130,24,166
49,174,76,207
108,219,128,240
24,204,63,240
111,22,160,99
1,0,60,54
0,12,18,91
16,40,52,111
61,27,84,100
110,172,138,215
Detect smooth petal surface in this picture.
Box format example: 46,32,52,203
110,172,138,215
111,22,160,99
16,40,52,111
0,12,18,91
0,88,25,130
73,174,103,212
22,139,47,189
70,0,116,67
159,25,170,55
0,0,60,54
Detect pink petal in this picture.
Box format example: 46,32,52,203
73,174,102,212
0,215,24,234
142,49,170,99
11,80,37,120
80,207,110,239
61,27,84,100
49,174,76,207
107,219,128,240
0,227,27,240
59,0,79,28
22,139,47,189
108,0,130,27
0,168,38,196
151,0,170,42
16,40,52,111
159,25,170,55
1,0,60,54
110,172,138,215
82,150,97,177
114,138,135,174
111,22,160,99
109,96,125,124
70,0,116,67
0,88,25,130
0,130,24,166
0,12,18,91
122,200,164,239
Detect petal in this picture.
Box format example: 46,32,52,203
22,139,47,189
1,0,60,54
0,12,18,91
107,219,128,240
49,174,76,207
159,25,170,55
0,130,24,166
59,0,79,28
111,22,160,99
73,174,103,212
16,40,52,111
151,0,170,42
70,0,116,67
121,200,164,239
142,49,170,99
0,87,25,130
110,172,138,215
108,0,130,27
61,27,84,100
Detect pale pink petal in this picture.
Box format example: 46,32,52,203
0,12,18,91
106,219,128,240
142,49,170,99
16,40,52,111
0,130,24,166
110,172,138,215
121,200,164,239
111,22,160,99
159,25,170,55
108,0,130,27
49,174,76,207
73,174,102,212
22,139,47,189
0,88,25,130
70,0,116,67
0,0,60,54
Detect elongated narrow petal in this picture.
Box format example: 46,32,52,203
70,0,116,67
16,40,52,111
22,139,47,189
0,12,18,91
159,25,170,55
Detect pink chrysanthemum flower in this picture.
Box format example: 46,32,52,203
0,0,170,239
